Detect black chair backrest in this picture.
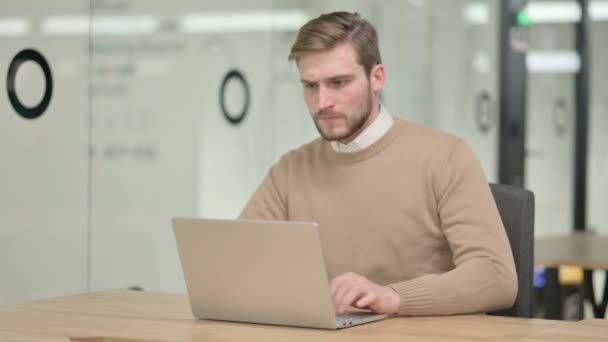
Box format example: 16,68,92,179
487,183,535,318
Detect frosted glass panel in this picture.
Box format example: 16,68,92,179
525,20,576,237
88,0,274,293
588,19,608,234
0,0,89,303
427,0,500,181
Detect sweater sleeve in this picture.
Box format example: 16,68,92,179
389,139,518,316
238,157,289,221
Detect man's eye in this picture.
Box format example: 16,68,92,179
304,83,317,89
333,79,347,87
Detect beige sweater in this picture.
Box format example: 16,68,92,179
239,118,517,316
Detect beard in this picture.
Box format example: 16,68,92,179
313,86,374,142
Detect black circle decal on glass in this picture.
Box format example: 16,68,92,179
553,97,568,137
219,69,250,125
6,48,53,119
475,91,493,134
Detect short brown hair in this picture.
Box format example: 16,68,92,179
288,11,381,76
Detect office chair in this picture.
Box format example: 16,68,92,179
487,183,535,318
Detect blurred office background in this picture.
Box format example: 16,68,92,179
1,0,607,319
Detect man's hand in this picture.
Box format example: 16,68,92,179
330,272,400,314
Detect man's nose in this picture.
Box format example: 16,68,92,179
317,87,335,111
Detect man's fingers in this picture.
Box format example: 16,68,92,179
332,282,351,311
330,273,360,291
329,276,344,297
330,273,353,297
330,273,360,308
355,292,377,309
330,274,400,314
336,285,367,314
330,273,383,313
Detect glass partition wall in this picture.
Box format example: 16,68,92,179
2,0,606,304
89,0,504,294
0,0,89,303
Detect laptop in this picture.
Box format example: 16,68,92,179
172,217,389,329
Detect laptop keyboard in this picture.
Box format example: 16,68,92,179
336,312,387,328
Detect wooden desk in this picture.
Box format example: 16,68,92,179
535,233,608,319
535,233,608,269
577,318,608,328
12,290,193,320
515,325,607,341
0,290,580,342
518,317,608,341
0,330,70,342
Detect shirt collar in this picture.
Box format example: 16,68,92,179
331,104,394,153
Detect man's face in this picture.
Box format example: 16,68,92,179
298,42,384,144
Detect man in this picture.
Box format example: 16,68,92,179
239,11,517,316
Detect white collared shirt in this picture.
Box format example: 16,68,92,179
331,104,394,153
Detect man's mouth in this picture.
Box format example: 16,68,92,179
316,112,343,121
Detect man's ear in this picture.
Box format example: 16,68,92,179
370,64,385,93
